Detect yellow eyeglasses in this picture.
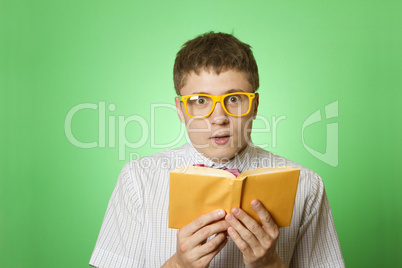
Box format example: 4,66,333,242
180,92,255,118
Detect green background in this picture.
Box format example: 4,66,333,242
1,0,401,267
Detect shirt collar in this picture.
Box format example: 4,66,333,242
185,142,259,172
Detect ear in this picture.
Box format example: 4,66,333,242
175,97,186,123
252,93,259,119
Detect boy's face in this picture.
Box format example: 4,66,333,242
175,69,259,163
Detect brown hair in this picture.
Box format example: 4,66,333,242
173,32,259,95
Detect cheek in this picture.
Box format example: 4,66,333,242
234,117,254,136
184,118,211,137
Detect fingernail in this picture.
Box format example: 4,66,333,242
228,227,234,234
232,207,239,215
217,209,225,217
251,199,259,207
226,214,233,221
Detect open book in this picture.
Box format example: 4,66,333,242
168,165,300,229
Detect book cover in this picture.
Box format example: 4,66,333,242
168,165,300,229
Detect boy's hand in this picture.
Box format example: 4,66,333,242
163,209,229,268
225,200,285,268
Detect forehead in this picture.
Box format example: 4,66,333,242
180,69,253,96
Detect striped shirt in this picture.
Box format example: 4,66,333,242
89,143,345,267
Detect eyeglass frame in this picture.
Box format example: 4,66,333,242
179,92,256,119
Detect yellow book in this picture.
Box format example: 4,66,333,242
169,165,300,229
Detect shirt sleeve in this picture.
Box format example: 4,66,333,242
89,162,145,268
289,173,345,268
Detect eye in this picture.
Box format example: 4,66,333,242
196,97,207,105
228,95,240,103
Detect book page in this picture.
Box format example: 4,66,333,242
172,165,236,178
239,166,295,178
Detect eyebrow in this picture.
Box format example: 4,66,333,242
192,89,246,95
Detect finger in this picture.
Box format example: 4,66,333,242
177,219,228,262
192,220,229,246
195,233,228,267
227,226,253,256
231,206,268,241
251,199,280,239
179,209,226,237
225,210,261,249
198,232,228,257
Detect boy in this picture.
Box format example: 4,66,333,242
90,32,344,267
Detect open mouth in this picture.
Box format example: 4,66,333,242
210,135,231,140
210,134,231,145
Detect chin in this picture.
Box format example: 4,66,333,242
205,148,239,163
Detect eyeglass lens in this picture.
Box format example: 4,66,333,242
186,94,250,117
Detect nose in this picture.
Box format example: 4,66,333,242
210,102,229,125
